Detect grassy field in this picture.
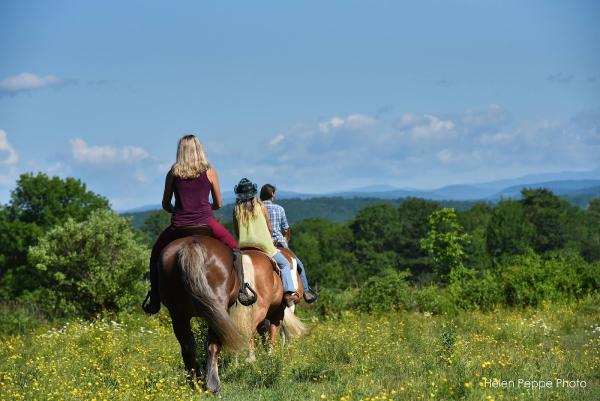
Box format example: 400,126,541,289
1,298,599,401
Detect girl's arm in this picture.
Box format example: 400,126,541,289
162,172,175,213
207,168,223,210
262,204,273,234
232,210,239,238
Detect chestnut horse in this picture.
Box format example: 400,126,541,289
158,234,307,393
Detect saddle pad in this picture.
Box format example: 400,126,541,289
239,247,280,274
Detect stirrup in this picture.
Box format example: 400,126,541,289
238,283,257,306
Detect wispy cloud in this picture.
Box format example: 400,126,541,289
70,138,150,165
0,72,67,96
0,129,18,165
547,72,574,84
318,113,377,133
243,105,599,191
0,129,18,185
568,109,600,144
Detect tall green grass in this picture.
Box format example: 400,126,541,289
1,297,599,400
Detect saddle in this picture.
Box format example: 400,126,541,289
240,247,280,273
172,224,213,238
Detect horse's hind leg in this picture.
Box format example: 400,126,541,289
205,328,222,393
268,308,285,351
172,316,200,384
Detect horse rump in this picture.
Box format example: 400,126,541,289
177,239,245,351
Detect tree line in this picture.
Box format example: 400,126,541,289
0,173,598,328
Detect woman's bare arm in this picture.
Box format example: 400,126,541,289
207,168,223,210
162,172,175,213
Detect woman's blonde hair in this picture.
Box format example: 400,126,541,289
171,134,211,179
234,197,262,226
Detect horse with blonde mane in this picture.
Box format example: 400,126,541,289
159,231,307,393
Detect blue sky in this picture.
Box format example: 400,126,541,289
1,0,599,210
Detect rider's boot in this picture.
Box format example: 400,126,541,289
303,288,317,304
142,262,161,314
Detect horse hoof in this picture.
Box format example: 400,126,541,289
205,380,221,394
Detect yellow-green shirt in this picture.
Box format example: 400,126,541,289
237,208,278,257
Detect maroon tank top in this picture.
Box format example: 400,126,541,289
170,171,214,227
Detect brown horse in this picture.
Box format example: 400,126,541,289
158,234,307,393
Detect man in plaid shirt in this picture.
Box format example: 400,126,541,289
260,184,317,303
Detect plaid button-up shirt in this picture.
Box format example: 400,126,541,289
263,200,289,247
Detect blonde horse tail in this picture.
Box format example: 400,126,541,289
282,305,309,338
178,240,245,351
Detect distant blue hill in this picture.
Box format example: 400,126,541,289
492,180,600,199
120,168,600,213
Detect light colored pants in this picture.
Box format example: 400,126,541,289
278,240,311,291
273,251,295,293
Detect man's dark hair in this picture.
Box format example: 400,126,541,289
260,184,276,201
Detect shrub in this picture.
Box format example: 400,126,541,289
352,269,411,313
447,267,502,311
499,252,554,307
412,285,455,315
313,287,358,317
496,250,595,307
27,209,149,318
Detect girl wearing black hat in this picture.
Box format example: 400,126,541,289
233,178,300,307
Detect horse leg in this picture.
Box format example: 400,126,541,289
205,328,222,393
246,337,256,363
268,308,285,352
172,316,200,384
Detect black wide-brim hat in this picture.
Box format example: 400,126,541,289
234,178,258,202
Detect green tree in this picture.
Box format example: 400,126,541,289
293,219,358,288
0,173,110,299
420,208,470,275
7,172,109,226
140,209,170,244
521,188,567,253
582,198,600,262
458,203,493,270
486,200,533,258
395,198,439,276
27,209,148,318
350,204,403,280
351,204,401,252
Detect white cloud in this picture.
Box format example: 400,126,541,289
0,130,18,186
478,131,514,145
437,149,453,163
269,134,285,146
70,138,150,165
0,129,18,165
318,113,377,133
241,105,600,191
0,72,65,95
460,104,509,128
409,115,455,140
